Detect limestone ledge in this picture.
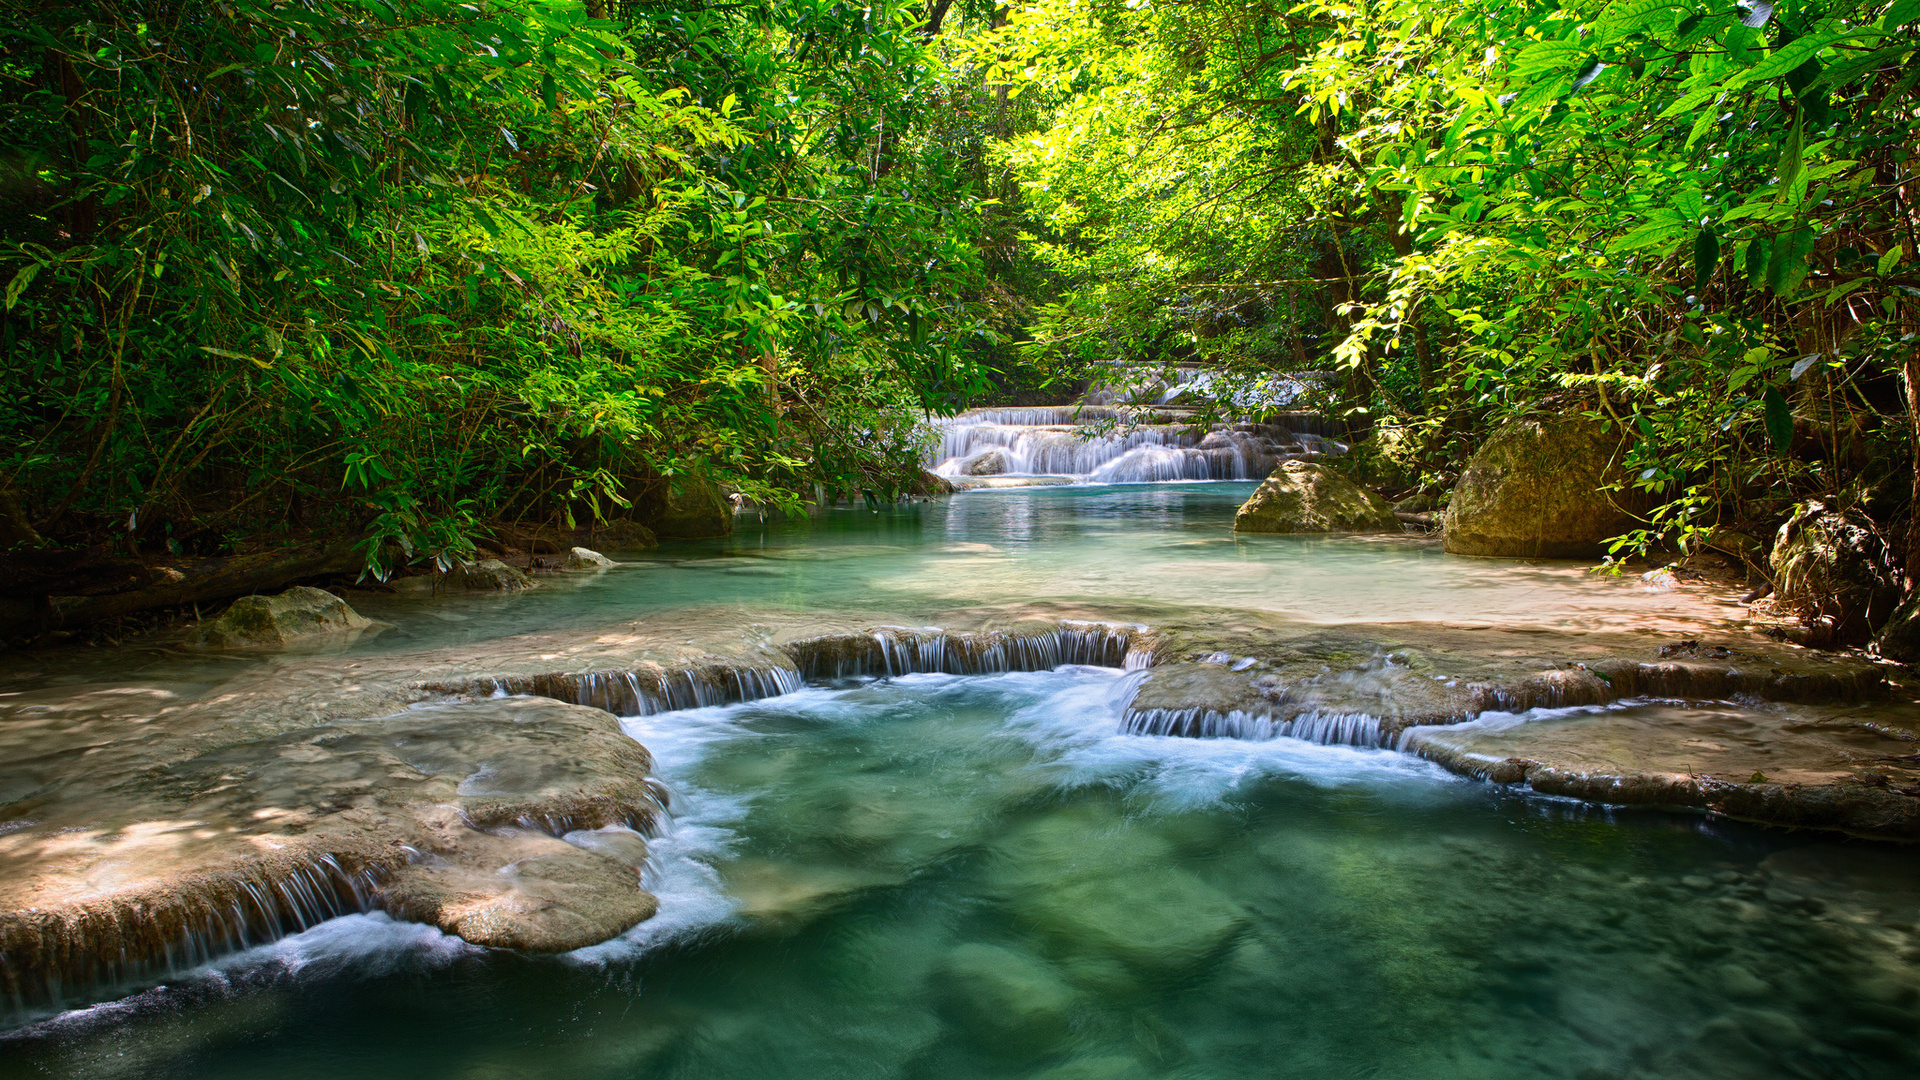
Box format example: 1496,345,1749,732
0,601,1912,1017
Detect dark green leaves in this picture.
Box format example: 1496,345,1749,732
1693,229,1719,292
1762,387,1792,454
1767,226,1815,294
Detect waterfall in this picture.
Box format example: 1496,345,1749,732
1119,706,1387,747
928,367,1346,484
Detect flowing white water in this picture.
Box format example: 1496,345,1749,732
927,367,1346,483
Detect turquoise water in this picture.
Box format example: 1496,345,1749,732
6,667,1916,1079
350,483,1741,654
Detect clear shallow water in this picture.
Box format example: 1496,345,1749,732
7,669,1916,1080
350,484,1742,654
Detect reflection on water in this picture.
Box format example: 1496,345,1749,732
8,669,1916,1080
347,484,1745,655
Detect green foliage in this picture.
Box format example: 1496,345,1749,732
1,0,995,573
981,0,1920,556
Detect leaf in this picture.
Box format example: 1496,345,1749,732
1790,354,1822,380
1745,235,1771,288
1887,0,1920,28
1776,118,1803,203
1879,245,1906,276
1512,40,1583,76
1595,0,1679,39
1693,229,1720,292
541,71,556,112
1571,60,1607,94
1763,386,1793,454
1736,32,1850,87
1767,226,1815,294
1740,0,1774,29
4,263,39,310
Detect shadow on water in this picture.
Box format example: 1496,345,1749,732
6,667,1917,1080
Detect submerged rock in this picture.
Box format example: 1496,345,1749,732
938,942,1081,1053
194,585,373,648
1765,500,1901,644
1232,460,1399,534
1016,870,1248,976
566,546,616,570
459,558,537,591
1442,413,1642,558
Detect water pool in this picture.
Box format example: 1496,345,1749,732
6,667,1915,1080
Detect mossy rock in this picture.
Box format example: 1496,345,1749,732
650,477,734,539
1769,501,1901,645
1442,413,1641,558
592,519,658,551
1343,422,1423,491
196,586,371,647
1233,461,1399,533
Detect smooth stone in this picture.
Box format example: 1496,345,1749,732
565,546,616,570
194,586,372,648
937,942,1081,1054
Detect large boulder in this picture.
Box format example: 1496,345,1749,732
1767,500,1901,645
650,476,734,538
195,586,372,647
1442,414,1641,558
1233,460,1399,533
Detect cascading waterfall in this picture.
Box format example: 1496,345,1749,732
927,367,1348,484
1119,706,1387,747
0,853,393,1015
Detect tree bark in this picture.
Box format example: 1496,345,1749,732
39,542,363,627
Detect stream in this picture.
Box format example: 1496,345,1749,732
2,484,1917,1079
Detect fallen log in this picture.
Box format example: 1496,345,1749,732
1395,510,1438,528
43,542,364,627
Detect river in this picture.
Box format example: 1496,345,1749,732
2,483,1915,1080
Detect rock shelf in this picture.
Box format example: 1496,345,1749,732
2,601,1914,1018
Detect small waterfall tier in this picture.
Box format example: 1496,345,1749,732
929,409,1346,485
929,365,1345,485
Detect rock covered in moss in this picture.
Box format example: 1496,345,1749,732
592,519,658,550
196,585,371,647
1767,500,1901,644
1442,413,1641,558
1232,460,1398,533
651,476,734,538
458,558,536,591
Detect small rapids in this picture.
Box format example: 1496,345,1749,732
6,668,1920,1080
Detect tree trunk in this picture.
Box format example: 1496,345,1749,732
38,542,363,628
